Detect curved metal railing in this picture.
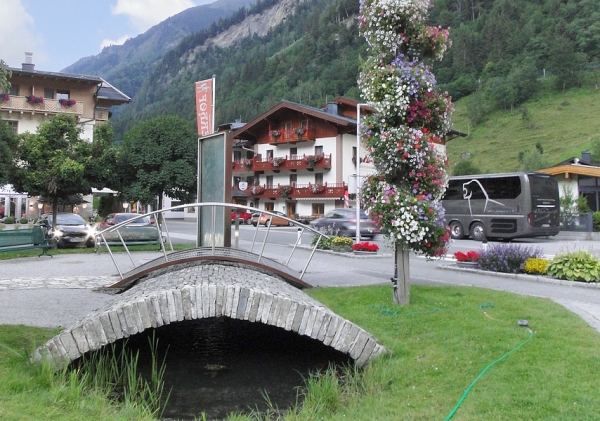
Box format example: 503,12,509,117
95,202,329,281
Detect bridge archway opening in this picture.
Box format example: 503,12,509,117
75,317,353,420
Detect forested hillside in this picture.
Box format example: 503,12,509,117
106,0,600,166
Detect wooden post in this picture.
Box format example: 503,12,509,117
393,242,410,305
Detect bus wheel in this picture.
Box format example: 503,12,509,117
449,221,465,239
470,222,486,241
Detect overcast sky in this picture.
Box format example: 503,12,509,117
0,0,212,72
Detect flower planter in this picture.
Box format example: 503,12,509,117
332,245,352,253
456,261,479,269
353,250,377,256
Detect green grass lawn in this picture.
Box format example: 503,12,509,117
1,284,599,420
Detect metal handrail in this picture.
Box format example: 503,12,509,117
95,202,330,280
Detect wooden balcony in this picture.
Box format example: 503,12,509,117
232,154,332,173
232,182,346,199
268,127,316,145
0,95,83,117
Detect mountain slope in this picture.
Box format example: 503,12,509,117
63,0,256,97
81,0,600,175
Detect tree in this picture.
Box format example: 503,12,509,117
9,114,110,228
358,0,453,304
119,116,198,212
453,158,481,175
0,120,16,185
518,148,548,172
0,60,11,93
589,136,600,164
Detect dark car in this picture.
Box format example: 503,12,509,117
97,213,161,244
310,208,378,239
231,209,252,224
37,213,96,248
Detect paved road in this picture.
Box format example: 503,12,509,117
1,232,600,333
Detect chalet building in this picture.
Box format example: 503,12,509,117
0,52,130,219
229,98,372,220
538,151,600,211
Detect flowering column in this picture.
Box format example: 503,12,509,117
358,0,453,304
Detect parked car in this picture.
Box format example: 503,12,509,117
250,212,261,227
310,208,378,239
259,211,294,227
97,213,161,244
230,209,252,224
37,213,96,248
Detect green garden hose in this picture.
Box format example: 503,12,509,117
443,320,534,420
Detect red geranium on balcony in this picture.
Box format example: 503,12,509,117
272,157,286,167
0,93,9,101
59,98,77,107
310,183,325,194
25,95,44,104
242,158,253,171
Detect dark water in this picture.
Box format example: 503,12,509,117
105,318,352,420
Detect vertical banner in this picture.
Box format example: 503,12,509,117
195,78,215,136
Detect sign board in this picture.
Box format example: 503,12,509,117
197,132,232,247
195,78,215,136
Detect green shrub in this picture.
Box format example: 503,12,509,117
3,216,15,224
523,258,550,275
19,217,28,224
593,212,600,232
311,233,332,250
547,251,600,282
311,226,340,250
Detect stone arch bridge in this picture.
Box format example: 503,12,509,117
34,205,389,368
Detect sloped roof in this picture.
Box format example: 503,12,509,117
537,164,600,178
8,66,103,84
232,99,357,140
537,154,600,177
8,67,130,104
96,79,130,104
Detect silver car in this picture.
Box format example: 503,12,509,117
310,208,378,239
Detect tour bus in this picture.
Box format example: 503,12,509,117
441,172,560,241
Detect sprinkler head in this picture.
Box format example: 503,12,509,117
518,320,529,327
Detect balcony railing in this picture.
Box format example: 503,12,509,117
233,154,332,173
232,182,346,199
0,95,83,116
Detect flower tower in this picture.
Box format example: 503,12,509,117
358,0,453,304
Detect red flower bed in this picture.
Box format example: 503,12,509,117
353,242,379,252
453,250,480,262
